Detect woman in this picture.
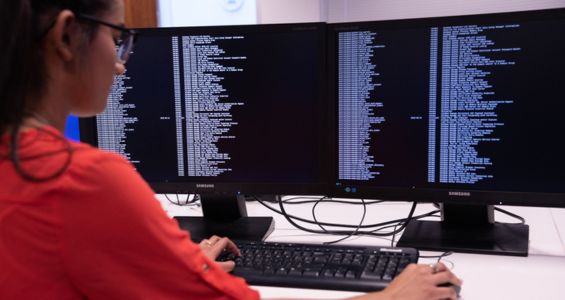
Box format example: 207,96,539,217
0,0,462,299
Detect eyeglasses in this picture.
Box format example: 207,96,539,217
76,14,137,64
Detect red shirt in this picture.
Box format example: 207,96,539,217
0,126,260,300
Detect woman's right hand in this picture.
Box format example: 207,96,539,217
357,262,462,300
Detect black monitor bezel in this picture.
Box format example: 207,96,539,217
80,22,331,196
327,7,565,208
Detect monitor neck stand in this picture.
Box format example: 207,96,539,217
397,203,529,256
174,194,275,242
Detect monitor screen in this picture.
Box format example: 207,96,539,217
81,23,329,196
79,23,329,241
329,8,565,255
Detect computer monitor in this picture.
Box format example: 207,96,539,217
79,23,329,241
329,8,565,256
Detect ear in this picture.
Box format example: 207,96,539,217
47,10,82,63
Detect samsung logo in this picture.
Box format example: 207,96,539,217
196,184,215,189
449,191,471,197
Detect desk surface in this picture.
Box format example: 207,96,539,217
158,195,565,300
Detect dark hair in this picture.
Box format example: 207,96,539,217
0,0,113,134
0,0,113,181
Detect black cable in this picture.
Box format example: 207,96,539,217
256,196,413,231
420,251,453,260
391,223,400,247
256,196,439,236
495,207,526,224
433,202,525,224
163,193,200,206
276,196,419,237
282,196,385,205
282,196,326,203
311,196,331,233
312,197,368,244
387,212,441,247
164,194,183,206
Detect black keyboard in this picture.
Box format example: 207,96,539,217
219,240,419,292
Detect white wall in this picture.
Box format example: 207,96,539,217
254,0,565,24
158,0,257,27
159,0,565,26
256,0,326,23
327,0,565,22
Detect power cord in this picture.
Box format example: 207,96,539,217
433,202,526,224
420,251,453,260
163,193,200,206
280,198,417,237
495,207,526,224
312,197,367,245
282,196,385,205
253,196,440,240
389,209,441,246
255,196,409,231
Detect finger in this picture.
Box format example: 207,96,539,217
222,237,241,256
203,236,218,246
212,237,241,256
207,239,232,260
208,235,221,243
432,269,463,287
216,260,236,272
414,263,435,275
434,286,459,300
433,262,448,272
199,239,211,248
426,263,437,274
208,238,227,257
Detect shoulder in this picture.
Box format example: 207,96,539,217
66,138,144,182
63,141,155,203
59,141,165,242
69,141,132,174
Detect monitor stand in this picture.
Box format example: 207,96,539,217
174,194,275,242
397,203,529,256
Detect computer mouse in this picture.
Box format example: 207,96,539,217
438,282,461,298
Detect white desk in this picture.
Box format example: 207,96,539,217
158,195,565,299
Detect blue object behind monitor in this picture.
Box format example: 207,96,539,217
64,115,80,141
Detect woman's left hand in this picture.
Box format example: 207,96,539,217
199,235,241,272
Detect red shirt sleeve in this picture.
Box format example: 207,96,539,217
58,150,260,300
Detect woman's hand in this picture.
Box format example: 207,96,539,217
375,262,463,300
198,235,241,272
